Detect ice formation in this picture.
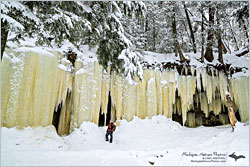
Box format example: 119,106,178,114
1,47,249,134
1,48,72,128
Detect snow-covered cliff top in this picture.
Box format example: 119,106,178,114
142,50,249,69
6,38,249,78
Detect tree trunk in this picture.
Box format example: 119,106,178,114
201,8,204,63
242,21,249,47
152,16,156,51
243,21,249,40
182,20,192,48
144,16,148,51
218,37,224,64
222,39,231,54
1,19,9,60
183,3,196,53
216,10,224,64
236,48,249,57
228,21,239,51
172,5,186,62
204,7,215,62
172,8,178,57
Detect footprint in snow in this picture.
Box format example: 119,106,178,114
148,161,154,165
148,156,156,165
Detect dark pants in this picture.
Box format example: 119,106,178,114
105,131,113,143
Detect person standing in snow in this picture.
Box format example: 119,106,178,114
105,120,116,143
225,93,237,132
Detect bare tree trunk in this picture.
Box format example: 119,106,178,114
183,3,196,53
222,39,231,54
201,8,204,63
152,16,156,51
144,15,148,51
182,20,192,48
242,21,249,47
216,10,224,64
1,19,9,60
172,8,178,57
228,21,239,50
204,6,215,62
172,4,186,62
236,48,249,57
243,22,249,40
218,37,224,64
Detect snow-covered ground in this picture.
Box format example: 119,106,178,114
1,116,249,166
142,51,249,71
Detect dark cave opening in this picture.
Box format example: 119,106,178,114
98,110,105,126
172,113,183,126
235,110,241,122
106,92,112,125
202,112,222,127
98,92,112,126
52,101,63,132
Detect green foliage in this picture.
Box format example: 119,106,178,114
1,1,145,79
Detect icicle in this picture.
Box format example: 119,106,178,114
191,66,195,76
138,77,147,119
1,54,12,127
218,71,229,104
58,91,72,135
161,70,177,118
176,97,182,116
206,75,213,104
196,69,201,92
230,76,249,122
200,93,209,118
114,75,123,120
134,75,141,117
1,48,70,128
161,75,169,118
201,69,207,92
110,72,116,109
212,98,221,116
184,66,188,75
155,70,162,115
101,66,111,123
186,112,196,127
3,50,25,127
177,75,196,125
146,77,157,118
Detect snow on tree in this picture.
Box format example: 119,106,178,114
1,1,146,81
1,1,39,58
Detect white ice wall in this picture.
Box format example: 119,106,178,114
1,48,72,128
1,47,249,132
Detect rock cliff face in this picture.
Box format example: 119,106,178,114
1,46,249,135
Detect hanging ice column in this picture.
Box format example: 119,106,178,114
101,67,111,124
161,70,177,119
177,75,196,125
230,76,249,122
1,47,72,128
70,60,102,132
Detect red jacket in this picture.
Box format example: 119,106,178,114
107,122,115,132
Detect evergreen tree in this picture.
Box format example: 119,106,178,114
1,1,39,59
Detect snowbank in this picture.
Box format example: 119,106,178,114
1,116,249,166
